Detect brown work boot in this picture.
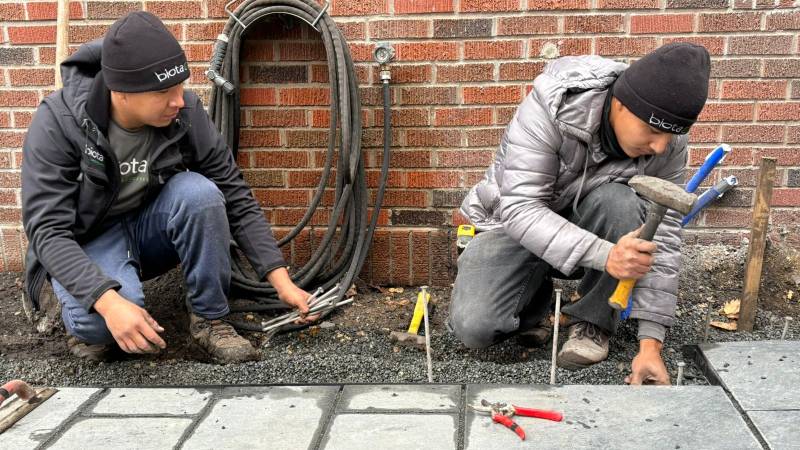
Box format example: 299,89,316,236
67,336,113,362
28,280,63,335
189,314,260,364
556,322,610,370
516,322,551,349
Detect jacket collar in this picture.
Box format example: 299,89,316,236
85,71,111,137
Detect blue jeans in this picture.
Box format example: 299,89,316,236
53,171,233,345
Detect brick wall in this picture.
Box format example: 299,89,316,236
1,0,799,285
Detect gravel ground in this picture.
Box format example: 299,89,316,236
1,243,798,387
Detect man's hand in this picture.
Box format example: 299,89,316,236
267,267,319,324
94,290,166,354
606,226,657,280
625,338,670,385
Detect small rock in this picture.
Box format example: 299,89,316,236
320,321,335,329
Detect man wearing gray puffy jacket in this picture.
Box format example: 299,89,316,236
450,43,710,384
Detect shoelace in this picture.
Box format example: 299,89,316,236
574,322,605,347
207,320,238,339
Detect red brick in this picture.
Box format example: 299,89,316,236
0,92,39,108
400,87,458,105
497,106,519,126
663,37,725,56
466,128,504,147
410,231,431,285
763,59,800,78
699,13,762,32
87,1,141,19
434,108,493,126
253,189,310,207
527,0,589,9
754,148,800,165
772,189,800,207
184,43,212,62
793,81,800,99
0,132,25,148
241,41,275,62
2,228,24,271
437,150,494,167
144,1,202,19
702,208,752,228
436,64,494,83
599,0,657,6
461,0,522,12
286,130,328,148
529,38,592,57
13,112,33,128
277,43,326,62
377,150,432,168
185,22,226,40
69,25,110,43
767,11,800,30
688,125,720,144
377,190,429,207
0,190,17,205
395,42,458,62
395,0,454,14
388,231,411,285
463,86,523,104
9,69,54,87
789,126,800,144
347,43,375,62
406,129,462,147
464,40,524,60
0,4,25,20
239,130,281,148
565,15,624,34
250,110,307,127
757,103,800,121
729,35,794,56
721,81,787,100
27,2,83,20
502,61,545,82
376,108,430,127
697,103,754,122
497,16,558,35
369,20,430,39
8,26,56,45
374,65,432,83
240,88,277,106
688,146,754,166
279,88,330,106
331,0,389,15
722,125,785,143
0,113,9,129
595,37,657,56
631,14,695,34
0,173,21,188
406,171,461,188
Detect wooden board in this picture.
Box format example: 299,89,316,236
0,388,58,434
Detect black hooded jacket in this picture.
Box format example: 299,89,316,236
22,38,286,312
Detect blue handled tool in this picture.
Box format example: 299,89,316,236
681,176,739,226
685,144,731,193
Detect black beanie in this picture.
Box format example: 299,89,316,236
102,11,189,93
613,43,710,135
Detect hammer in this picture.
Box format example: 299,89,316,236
608,175,697,311
389,286,431,350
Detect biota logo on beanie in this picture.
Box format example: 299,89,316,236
648,113,685,134
154,63,187,83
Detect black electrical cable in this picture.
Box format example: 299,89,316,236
206,0,391,333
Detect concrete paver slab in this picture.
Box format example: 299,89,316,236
0,388,98,450
323,414,457,450
748,410,800,450
338,385,459,412
92,388,211,415
182,386,337,450
465,385,761,450
49,417,192,450
700,340,800,411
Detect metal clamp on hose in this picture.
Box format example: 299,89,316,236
206,34,235,95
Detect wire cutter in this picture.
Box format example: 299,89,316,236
470,398,563,440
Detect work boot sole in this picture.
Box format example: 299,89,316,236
556,352,605,371
187,337,260,365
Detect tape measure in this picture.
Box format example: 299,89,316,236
456,224,475,252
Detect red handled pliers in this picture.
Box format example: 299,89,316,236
470,398,563,440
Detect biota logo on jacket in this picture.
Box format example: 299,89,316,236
84,145,104,164
648,113,685,134
154,63,187,83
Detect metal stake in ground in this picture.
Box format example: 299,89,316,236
676,361,686,386
703,301,713,344
422,286,433,383
550,289,563,385
782,316,793,340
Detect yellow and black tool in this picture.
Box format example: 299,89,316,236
389,286,432,350
456,224,475,254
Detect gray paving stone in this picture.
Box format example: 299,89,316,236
182,386,337,450
748,410,800,450
92,388,211,416
49,417,192,450
338,385,459,412
700,340,800,410
323,414,457,450
465,385,760,449
0,388,98,450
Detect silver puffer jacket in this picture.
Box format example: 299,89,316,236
460,55,687,332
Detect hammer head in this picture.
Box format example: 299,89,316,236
389,331,426,350
628,175,696,215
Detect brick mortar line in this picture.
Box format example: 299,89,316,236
456,384,467,450
173,391,220,449
37,387,109,450
310,385,344,450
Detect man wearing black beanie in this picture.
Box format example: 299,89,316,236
453,43,711,385
22,11,315,363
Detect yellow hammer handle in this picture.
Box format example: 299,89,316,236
608,279,636,311
407,290,429,334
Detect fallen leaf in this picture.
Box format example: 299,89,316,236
710,320,738,331
388,287,404,294
721,299,740,316
788,290,794,301
570,292,581,302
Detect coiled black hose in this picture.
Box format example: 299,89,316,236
206,0,391,332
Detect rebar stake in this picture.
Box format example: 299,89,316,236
782,316,793,340
676,361,686,386
550,289,563,385
703,303,712,343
